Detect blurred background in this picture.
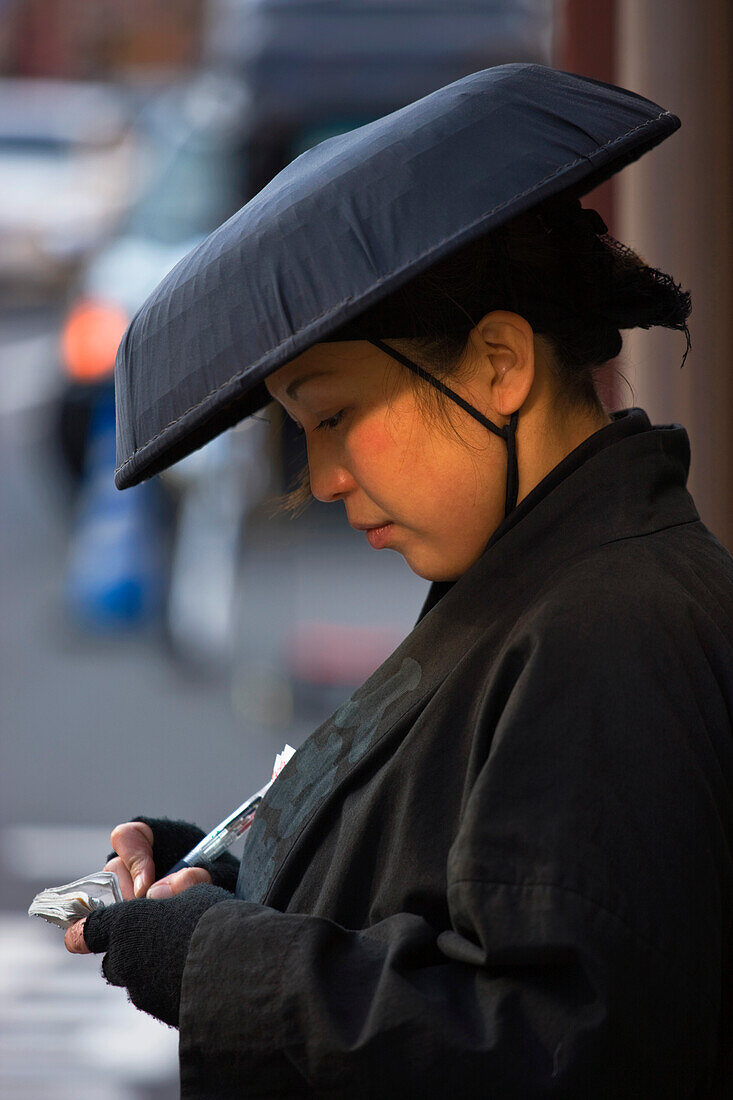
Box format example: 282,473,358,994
0,1,730,1096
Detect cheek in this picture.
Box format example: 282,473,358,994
346,415,409,484
354,418,394,457
350,418,463,514
402,434,505,551
346,409,502,547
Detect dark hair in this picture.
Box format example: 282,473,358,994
274,196,692,514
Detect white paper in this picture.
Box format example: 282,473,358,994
272,743,295,780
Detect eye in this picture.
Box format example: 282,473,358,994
291,409,345,436
315,410,345,432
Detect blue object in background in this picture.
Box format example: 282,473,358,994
66,382,163,629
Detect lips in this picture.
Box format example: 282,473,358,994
365,522,394,550
349,519,392,531
347,517,396,549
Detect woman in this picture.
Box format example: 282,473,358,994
66,65,733,1096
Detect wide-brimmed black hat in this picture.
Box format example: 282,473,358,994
114,63,679,489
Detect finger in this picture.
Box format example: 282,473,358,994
109,821,155,897
147,866,212,899
64,919,90,954
104,855,135,901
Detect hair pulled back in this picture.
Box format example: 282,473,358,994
350,195,692,415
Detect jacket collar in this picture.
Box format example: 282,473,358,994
417,407,698,623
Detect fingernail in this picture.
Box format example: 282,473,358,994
147,883,172,900
134,875,144,896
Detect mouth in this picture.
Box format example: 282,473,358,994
347,517,396,549
364,522,394,550
349,520,391,532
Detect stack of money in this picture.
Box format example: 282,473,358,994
28,871,123,930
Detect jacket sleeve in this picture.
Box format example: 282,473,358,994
178,593,726,1098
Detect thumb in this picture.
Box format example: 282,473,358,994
110,821,155,898
147,866,212,899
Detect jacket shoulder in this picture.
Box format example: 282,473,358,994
527,521,733,643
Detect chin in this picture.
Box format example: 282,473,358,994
401,539,486,583
402,552,463,584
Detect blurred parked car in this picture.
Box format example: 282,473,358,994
0,79,136,295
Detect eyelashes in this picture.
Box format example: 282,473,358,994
294,410,345,435
317,410,345,432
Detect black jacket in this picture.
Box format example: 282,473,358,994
178,407,733,1097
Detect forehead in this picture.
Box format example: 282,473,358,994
264,340,377,399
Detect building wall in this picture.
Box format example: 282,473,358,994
617,0,733,549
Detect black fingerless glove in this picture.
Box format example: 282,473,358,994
107,816,240,892
84,883,231,1027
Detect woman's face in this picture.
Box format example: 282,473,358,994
264,339,508,582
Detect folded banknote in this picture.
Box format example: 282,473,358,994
28,871,123,929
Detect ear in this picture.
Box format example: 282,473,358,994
469,311,535,417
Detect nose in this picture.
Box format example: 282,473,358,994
307,440,356,504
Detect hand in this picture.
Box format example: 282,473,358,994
66,883,232,1027
66,819,215,955
65,862,213,955
103,820,212,901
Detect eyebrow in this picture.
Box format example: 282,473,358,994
285,369,334,401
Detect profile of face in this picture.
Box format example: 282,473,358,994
263,312,603,585
264,312,606,582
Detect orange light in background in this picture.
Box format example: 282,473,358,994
61,299,129,382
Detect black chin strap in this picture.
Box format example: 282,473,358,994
368,337,520,518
